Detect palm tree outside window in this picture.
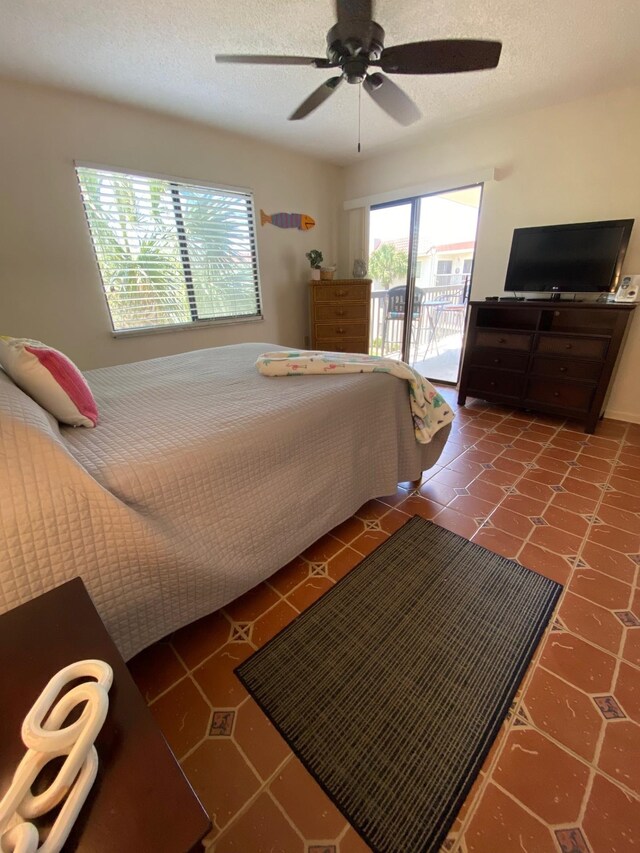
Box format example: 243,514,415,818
75,165,262,333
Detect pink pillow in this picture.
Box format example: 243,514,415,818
0,337,98,427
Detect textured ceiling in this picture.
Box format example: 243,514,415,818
2,0,640,165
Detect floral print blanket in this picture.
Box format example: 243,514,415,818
256,351,454,444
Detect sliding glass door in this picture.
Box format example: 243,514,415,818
368,185,482,384
368,201,413,366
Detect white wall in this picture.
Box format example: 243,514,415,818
2,77,639,420
341,86,640,421
0,78,341,369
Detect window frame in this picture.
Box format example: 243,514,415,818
75,162,264,338
436,259,453,275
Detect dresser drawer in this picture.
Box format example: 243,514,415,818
470,349,529,372
467,367,525,398
315,321,368,339
313,283,370,302
525,377,595,412
536,335,608,360
531,356,602,382
475,330,532,351
315,303,369,321
315,338,368,354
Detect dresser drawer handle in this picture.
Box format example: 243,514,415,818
489,381,496,387
337,327,346,334
553,391,560,397
335,309,346,317
565,343,573,350
335,289,347,297
497,337,506,344
493,358,501,365
559,366,567,373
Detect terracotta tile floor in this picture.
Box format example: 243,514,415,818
129,388,640,853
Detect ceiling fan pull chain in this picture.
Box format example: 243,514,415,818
357,81,362,153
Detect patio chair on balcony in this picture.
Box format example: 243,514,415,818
440,303,466,334
381,286,428,360
415,282,469,360
429,289,467,355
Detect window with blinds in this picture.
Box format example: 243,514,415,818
76,165,262,333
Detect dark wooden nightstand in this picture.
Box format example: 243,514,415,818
0,578,211,852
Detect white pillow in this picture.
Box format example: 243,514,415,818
0,337,98,428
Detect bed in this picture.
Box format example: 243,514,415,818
0,342,450,658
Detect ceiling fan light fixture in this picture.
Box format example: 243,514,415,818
343,56,370,84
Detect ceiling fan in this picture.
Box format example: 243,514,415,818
215,0,502,127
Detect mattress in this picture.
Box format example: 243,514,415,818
0,343,449,658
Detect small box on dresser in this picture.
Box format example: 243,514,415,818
309,278,372,354
458,301,636,433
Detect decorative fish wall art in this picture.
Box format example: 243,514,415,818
260,209,315,231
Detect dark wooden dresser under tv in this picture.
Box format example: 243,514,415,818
457,301,636,432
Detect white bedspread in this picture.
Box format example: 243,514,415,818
0,343,449,658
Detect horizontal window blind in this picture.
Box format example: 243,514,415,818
76,166,262,332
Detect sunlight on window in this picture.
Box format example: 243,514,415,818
76,166,262,332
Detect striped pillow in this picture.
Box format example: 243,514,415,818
0,337,98,427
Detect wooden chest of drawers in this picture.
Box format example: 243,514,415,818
458,301,636,433
309,278,372,354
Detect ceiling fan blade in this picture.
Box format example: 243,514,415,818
289,76,344,121
215,54,331,67
363,73,421,126
335,0,373,24
379,39,502,74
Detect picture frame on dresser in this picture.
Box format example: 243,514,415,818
309,278,372,354
457,301,636,433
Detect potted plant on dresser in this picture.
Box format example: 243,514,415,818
306,249,323,280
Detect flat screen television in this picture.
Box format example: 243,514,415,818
504,219,634,296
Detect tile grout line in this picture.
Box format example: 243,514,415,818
435,409,572,851
472,419,636,595
537,605,640,670
454,411,571,539
516,662,640,801
575,768,598,844
493,419,637,804
450,619,560,851
450,412,639,849
561,421,638,669
491,779,579,835
565,418,631,570
168,550,340,676
589,656,629,796
146,670,190,707
449,519,563,837
207,753,312,850
266,787,315,844
464,417,589,562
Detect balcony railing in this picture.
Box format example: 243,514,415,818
435,272,472,289
369,279,468,359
